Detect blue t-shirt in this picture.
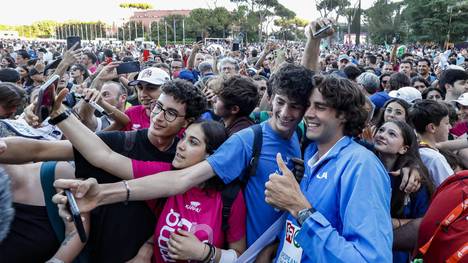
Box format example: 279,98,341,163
275,137,393,263
207,121,301,246
390,176,430,263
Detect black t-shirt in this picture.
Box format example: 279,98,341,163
0,203,60,263
73,128,177,263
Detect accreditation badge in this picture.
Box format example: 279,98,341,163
277,220,303,263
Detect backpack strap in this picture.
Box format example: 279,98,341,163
221,124,263,232
417,174,468,257
40,161,65,241
251,112,261,124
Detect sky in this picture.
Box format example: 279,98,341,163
1,0,376,26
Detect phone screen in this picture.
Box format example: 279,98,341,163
67,36,81,50
313,24,332,37
35,76,59,122
232,43,240,51
143,50,150,62
116,61,141,75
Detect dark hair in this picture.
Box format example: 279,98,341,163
317,76,367,137
84,52,97,64
373,98,411,131
161,79,207,120
401,53,413,60
411,76,430,88
389,72,411,91
16,50,30,60
71,63,89,82
2,57,16,68
218,76,259,117
188,120,228,191
154,62,170,72
268,63,314,107
103,49,113,58
251,49,258,57
343,65,362,81
367,55,377,64
0,82,25,110
417,58,431,67
421,87,445,100
375,120,434,217
438,69,468,94
409,100,448,134
399,60,413,68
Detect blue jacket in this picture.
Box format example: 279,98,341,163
276,136,393,263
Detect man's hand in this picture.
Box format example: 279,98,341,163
52,178,101,214
305,18,335,40
265,153,311,218
192,41,202,53
389,167,421,194
167,229,206,261
61,43,82,68
96,62,120,81
49,88,70,119
23,103,41,128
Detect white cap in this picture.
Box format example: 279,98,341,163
453,92,468,107
128,67,170,86
389,86,422,104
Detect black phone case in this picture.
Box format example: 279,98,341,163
65,190,87,243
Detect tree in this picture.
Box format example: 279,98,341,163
315,0,351,21
119,3,153,9
402,0,468,45
364,0,404,44
273,17,308,40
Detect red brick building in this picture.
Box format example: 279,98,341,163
129,9,191,29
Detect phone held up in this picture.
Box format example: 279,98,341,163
313,24,332,38
64,189,87,243
66,36,81,50
116,61,141,75
34,75,60,123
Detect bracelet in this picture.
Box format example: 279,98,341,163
200,243,208,262
208,243,216,263
48,110,71,125
123,180,130,205
202,243,214,263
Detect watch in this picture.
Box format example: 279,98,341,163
48,110,71,125
297,207,316,226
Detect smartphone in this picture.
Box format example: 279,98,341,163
34,75,60,123
313,24,332,37
66,36,81,50
64,189,87,243
196,36,203,43
143,50,150,62
116,61,141,75
232,43,240,52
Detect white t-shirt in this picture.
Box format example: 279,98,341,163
419,147,454,186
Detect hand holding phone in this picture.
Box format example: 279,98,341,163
34,75,60,123
64,189,87,243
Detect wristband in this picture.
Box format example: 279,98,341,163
48,110,71,125
123,180,130,205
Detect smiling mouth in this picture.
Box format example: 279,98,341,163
175,152,185,160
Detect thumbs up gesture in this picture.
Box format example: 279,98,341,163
265,153,311,217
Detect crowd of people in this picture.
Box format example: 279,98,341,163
0,18,467,263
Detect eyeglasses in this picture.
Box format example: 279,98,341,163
151,103,185,122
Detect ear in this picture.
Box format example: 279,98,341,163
398,145,409,155
425,122,437,134
445,83,452,92
337,112,346,124
230,105,240,115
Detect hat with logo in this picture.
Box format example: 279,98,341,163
128,67,170,86
453,92,468,107
389,86,422,104
338,54,351,62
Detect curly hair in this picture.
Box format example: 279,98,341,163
161,79,207,120
218,76,259,117
317,76,368,137
268,63,315,107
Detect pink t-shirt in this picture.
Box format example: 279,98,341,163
154,187,246,263
450,121,468,137
132,159,172,213
123,105,150,131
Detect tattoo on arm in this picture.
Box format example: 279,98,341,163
61,230,77,247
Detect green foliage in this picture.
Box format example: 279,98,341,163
119,3,153,10
364,0,404,44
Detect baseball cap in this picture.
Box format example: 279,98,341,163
178,69,195,83
389,86,422,104
453,92,468,107
128,67,170,86
338,54,351,62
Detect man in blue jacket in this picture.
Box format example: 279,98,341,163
265,76,393,262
